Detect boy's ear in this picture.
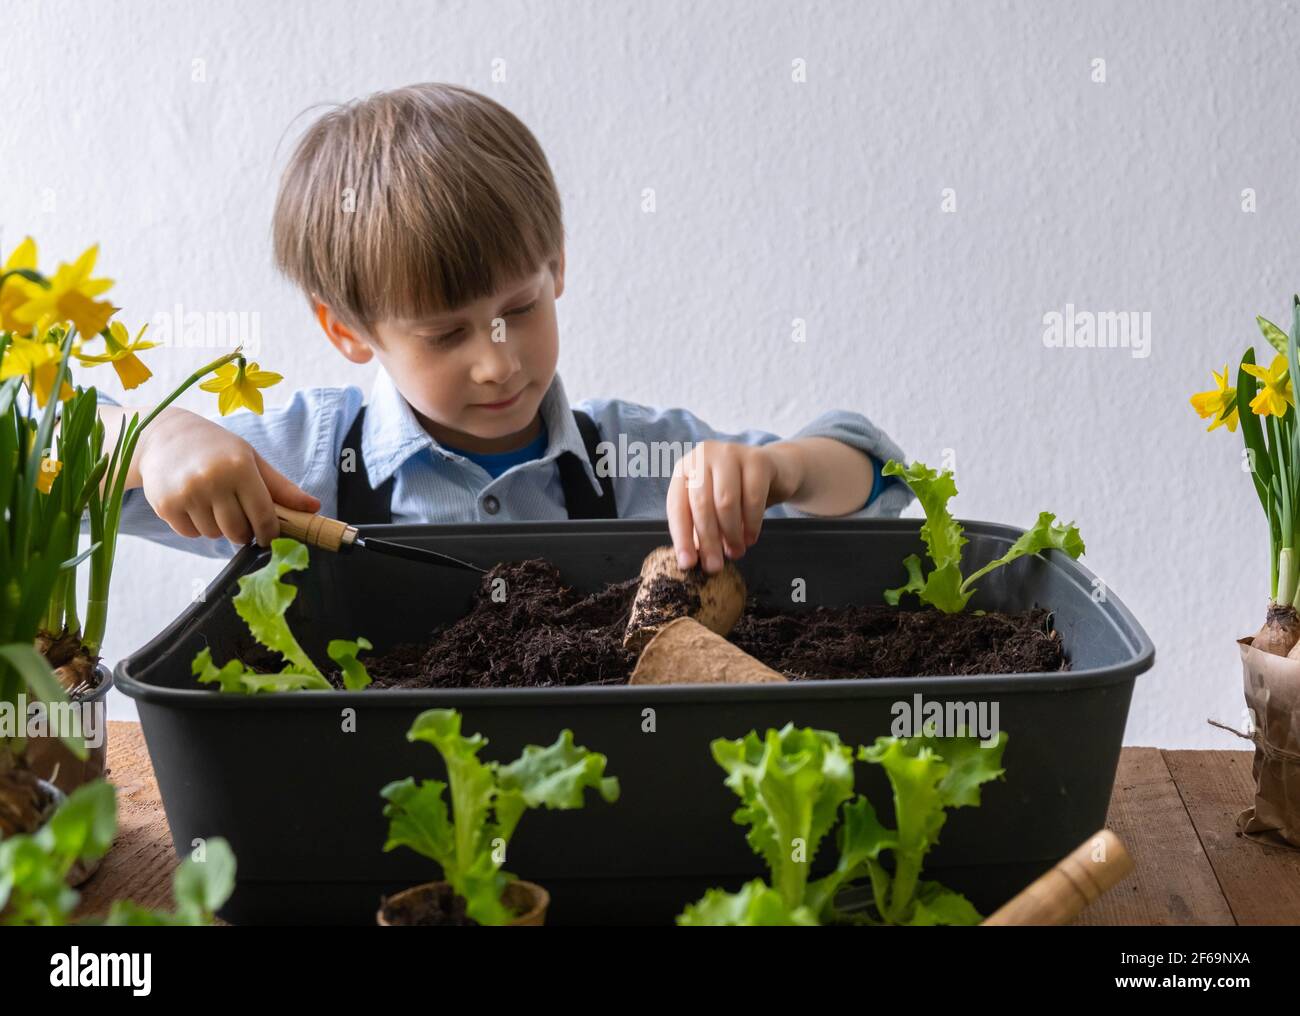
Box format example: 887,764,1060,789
315,301,374,364
551,248,565,300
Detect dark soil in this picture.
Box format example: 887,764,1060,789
632,572,703,632
729,601,1063,679
318,558,1066,690
380,883,476,926
346,559,640,690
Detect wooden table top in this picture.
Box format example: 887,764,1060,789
73,721,1300,925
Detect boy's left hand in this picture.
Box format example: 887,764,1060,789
667,441,801,574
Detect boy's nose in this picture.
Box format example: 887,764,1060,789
470,330,522,383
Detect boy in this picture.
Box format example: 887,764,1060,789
98,83,911,574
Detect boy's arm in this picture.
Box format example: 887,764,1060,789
93,386,360,558
575,400,912,517
772,409,913,518
574,399,913,571
762,434,881,516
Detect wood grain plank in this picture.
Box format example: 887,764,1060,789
1074,747,1234,925
1165,749,1300,926
73,720,178,919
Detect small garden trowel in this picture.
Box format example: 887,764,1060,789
273,506,487,574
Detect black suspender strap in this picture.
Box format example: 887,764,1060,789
558,410,618,519
335,405,617,524
336,405,394,525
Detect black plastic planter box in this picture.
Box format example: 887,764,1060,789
116,518,1154,925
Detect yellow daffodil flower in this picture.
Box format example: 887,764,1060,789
12,243,116,341
76,320,157,390
198,359,282,415
35,455,63,494
1242,353,1295,418
0,236,39,334
0,332,77,406
1190,364,1239,432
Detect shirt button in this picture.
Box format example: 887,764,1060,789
482,495,500,515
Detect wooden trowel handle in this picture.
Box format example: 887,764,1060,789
274,505,358,552
982,829,1132,926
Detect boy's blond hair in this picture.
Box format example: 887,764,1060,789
272,83,564,336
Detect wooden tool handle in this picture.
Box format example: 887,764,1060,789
982,829,1133,926
274,505,358,552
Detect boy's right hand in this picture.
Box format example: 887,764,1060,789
137,408,321,547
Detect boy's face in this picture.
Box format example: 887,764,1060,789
317,256,563,455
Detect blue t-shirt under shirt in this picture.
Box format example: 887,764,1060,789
444,418,551,479
448,415,888,504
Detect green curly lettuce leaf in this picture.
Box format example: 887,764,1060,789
232,537,320,678
379,777,454,866
495,729,620,843
959,511,1085,594
382,709,618,926
328,637,373,690
858,732,1007,924
805,794,895,920
881,461,969,612
679,728,1008,927
191,645,330,694
882,460,1083,613
677,879,819,926
902,880,983,926
710,724,855,912
397,709,508,925
191,538,371,693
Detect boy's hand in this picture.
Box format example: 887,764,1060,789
137,408,321,548
667,441,801,574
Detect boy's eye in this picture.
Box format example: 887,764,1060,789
420,302,536,345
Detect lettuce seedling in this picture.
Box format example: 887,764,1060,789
0,780,234,925
677,724,1007,926
679,726,852,925
851,733,1007,925
381,708,620,926
190,537,373,692
882,460,1085,613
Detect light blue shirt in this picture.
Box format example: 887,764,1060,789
99,369,913,558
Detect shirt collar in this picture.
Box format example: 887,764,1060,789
361,368,602,494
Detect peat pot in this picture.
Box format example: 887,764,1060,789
377,880,549,926
116,518,1155,925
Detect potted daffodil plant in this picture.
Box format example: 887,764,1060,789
1191,299,1300,651
0,236,281,867
1191,294,1300,849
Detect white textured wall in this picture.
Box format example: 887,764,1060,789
2,0,1292,745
